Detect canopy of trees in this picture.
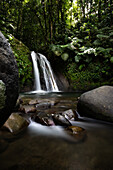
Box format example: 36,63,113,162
0,0,113,90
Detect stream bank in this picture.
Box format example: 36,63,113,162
0,91,113,170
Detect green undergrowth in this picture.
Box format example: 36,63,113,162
65,61,113,91
8,35,33,90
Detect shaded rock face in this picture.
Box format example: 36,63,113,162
77,86,113,122
54,72,70,91
0,80,6,110
0,31,19,127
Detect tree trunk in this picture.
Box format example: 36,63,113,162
41,0,47,37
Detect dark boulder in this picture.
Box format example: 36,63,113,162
0,31,19,127
77,86,113,122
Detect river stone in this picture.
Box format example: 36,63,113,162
77,86,113,122
36,102,51,110
61,109,78,121
66,126,86,142
29,99,39,105
34,115,55,126
4,113,29,133
0,31,19,127
19,105,36,114
52,114,72,126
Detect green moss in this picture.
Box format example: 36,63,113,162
8,35,33,89
0,80,6,109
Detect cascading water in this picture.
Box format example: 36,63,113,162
31,51,41,91
31,51,59,92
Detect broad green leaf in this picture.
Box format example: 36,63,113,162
54,51,61,56
75,55,81,63
109,32,113,36
79,64,85,70
61,53,69,61
110,57,113,63
97,34,109,39
93,40,101,46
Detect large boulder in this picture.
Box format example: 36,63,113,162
77,86,113,122
0,31,19,127
0,80,6,110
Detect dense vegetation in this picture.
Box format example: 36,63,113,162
0,0,113,90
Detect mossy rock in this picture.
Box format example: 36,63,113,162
8,35,33,90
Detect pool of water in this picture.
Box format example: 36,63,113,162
0,91,113,170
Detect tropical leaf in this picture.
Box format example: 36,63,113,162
93,39,101,46
61,53,69,61
110,57,113,63
109,32,113,37
75,55,81,63
97,34,109,39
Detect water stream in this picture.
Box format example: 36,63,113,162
0,92,113,170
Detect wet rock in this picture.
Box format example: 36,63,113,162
52,114,72,126
34,115,55,126
0,31,19,127
3,113,29,133
61,109,78,121
32,111,55,126
43,109,57,115
36,102,51,110
19,98,32,105
77,86,113,122
66,126,86,142
42,117,55,126
33,115,46,125
19,105,36,114
67,126,85,134
53,104,70,110
29,99,39,105
29,99,57,106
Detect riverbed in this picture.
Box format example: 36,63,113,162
0,92,113,170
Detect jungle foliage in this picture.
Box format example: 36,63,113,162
0,0,113,90
9,36,33,89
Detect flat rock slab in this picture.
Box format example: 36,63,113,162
77,86,113,122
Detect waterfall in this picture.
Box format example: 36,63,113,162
31,51,59,92
31,51,41,91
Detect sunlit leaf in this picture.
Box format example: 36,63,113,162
110,57,113,63
61,53,69,61
75,55,81,63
